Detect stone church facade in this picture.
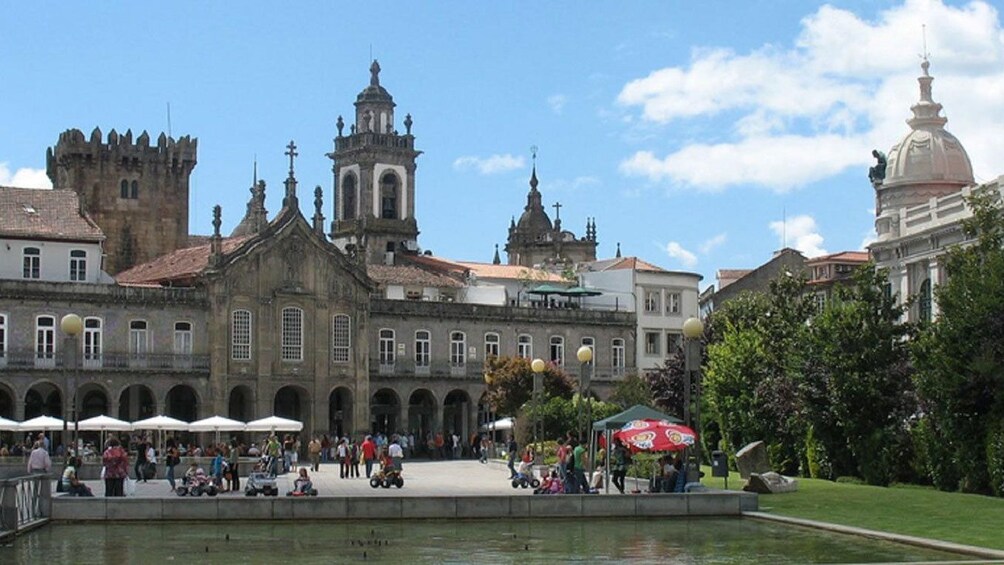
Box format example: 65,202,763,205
0,62,637,445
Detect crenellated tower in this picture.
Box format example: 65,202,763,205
46,127,197,273
327,60,422,264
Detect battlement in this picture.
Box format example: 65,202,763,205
47,127,198,166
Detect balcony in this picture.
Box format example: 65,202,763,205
370,358,483,380
0,349,210,372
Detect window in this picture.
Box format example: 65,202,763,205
644,331,660,356
517,334,532,359
484,333,500,359
342,173,357,220
918,279,932,323
23,247,40,279
414,330,430,369
0,314,6,365
666,332,682,355
450,331,466,367
69,250,87,282
231,310,251,360
36,316,56,366
332,314,351,363
549,336,565,367
174,322,193,355
281,307,303,361
813,292,827,313
666,292,681,315
129,320,149,362
379,329,395,367
612,339,625,374
83,317,102,367
120,180,129,199
644,290,660,313
380,172,399,219
130,180,138,199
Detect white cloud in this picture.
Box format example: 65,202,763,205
453,154,525,175
699,233,727,254
617,0,1004,191
541,176,601,193
0,163,51,189
664,241,698,268
769,214,827,257
547,94,567,114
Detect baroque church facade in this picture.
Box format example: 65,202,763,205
0,62,639,444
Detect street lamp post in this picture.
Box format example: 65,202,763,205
530,358,546,465
682,316,704,483
575,346,593,443
60,313,83,458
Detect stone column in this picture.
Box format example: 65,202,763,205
929,259,940,319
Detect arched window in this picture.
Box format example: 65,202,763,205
0,314,7,364
83,317,102,367
332,314,351,363
380,172,398,219
378,329,395,368
517,334,532,359
69,249,87,281
22,247,40,279
450,331,466,368
342,173,357,220
281,307,303,361
484,333,500,359
120,180,129,199
918,279,932,323
550,336,565,367
130,180,139,199
231,310,252,360
612,338,625,375
35,316,55,365
414,330,430,369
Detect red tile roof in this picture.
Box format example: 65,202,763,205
452,261,565,282
0,186,104,242
115,236,252,285
366,263,464,288
805,251,870,264
585,256,667,273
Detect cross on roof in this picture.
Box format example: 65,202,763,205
552,201,562,221
285,140,298,176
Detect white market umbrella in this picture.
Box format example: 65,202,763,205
19,415,67,431
245,416,303,433
0,416,20,431
131,415,189,430
77,415,133,432
189,415,246,445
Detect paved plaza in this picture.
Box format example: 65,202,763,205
73,459,627,499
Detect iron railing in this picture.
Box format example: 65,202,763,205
0,474,50,542
0,349,209,372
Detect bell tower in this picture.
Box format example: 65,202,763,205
327,60,421,264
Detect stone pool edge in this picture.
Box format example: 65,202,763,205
744,511,1004,561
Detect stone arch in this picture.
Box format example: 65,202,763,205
0,382,15,420
228,385,254,422
166,384,200,422
25,380,62,419
329,386,353,439
118,384,155,421
408,388,437,451
443,389,473,442
380,171,400,219
370,388,400,436
78,383,109,419
342,172,357,220
274,385,311,431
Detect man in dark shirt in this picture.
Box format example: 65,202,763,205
506,436,518,479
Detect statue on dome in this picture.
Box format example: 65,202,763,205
869,149,887,185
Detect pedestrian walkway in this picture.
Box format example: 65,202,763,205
77,459,547,498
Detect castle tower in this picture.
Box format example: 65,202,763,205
327,60,421,264
46,127,197,273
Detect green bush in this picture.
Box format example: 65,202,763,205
805,426,831,480
986,419,1004,497
835,476,864,485
914,416,961,491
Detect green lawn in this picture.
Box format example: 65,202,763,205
701,467,1004,550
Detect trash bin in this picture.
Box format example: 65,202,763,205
711,451,728,478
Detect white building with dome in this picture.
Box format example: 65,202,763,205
870,59,1003,323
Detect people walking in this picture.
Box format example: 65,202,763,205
102,438,129,497
308,437,322,472
228,440,241,492
506,436,518,479
27,441,51,474
611,438,629,494
361,435,376,478
165,438,180,491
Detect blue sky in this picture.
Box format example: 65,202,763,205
3,1,1003,290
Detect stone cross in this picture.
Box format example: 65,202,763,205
285,140,298,176
552,201,562,221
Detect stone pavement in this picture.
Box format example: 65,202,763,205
75,459,569,498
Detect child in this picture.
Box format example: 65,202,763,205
548,470,563,494
293,468,313,494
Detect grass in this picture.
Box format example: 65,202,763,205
699,466,1004,550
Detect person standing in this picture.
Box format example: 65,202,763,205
27,441,51,474
308,437,322,473
349,438,360,478
228,440,241,492
611,438,629,494
388,438,404,472
361,435,376,478
144,442,157,483
134,439,148,482
572,439,589,494
265,435,281,477
102,438,129,497
336,438,349,479
165,438,180,492
506,436,518,479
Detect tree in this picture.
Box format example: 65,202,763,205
611,372,654,410
912,189,1004,494
483,356,574,417
803,264,915,485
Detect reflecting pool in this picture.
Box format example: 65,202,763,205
8,517,973,564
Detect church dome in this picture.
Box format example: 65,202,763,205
882,60,973,189
515,167,552,234
355,60,395,106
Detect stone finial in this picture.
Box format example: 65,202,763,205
336,115,344,137
370,59,381,86
404,113,413,135
492,244,501,265
615,242,622,258
314,185,323,213
212,205,222,236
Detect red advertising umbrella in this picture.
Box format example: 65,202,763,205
613,419,696,452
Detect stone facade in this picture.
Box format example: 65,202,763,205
46,128,197,274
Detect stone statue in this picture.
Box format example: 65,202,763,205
869,149,887,184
